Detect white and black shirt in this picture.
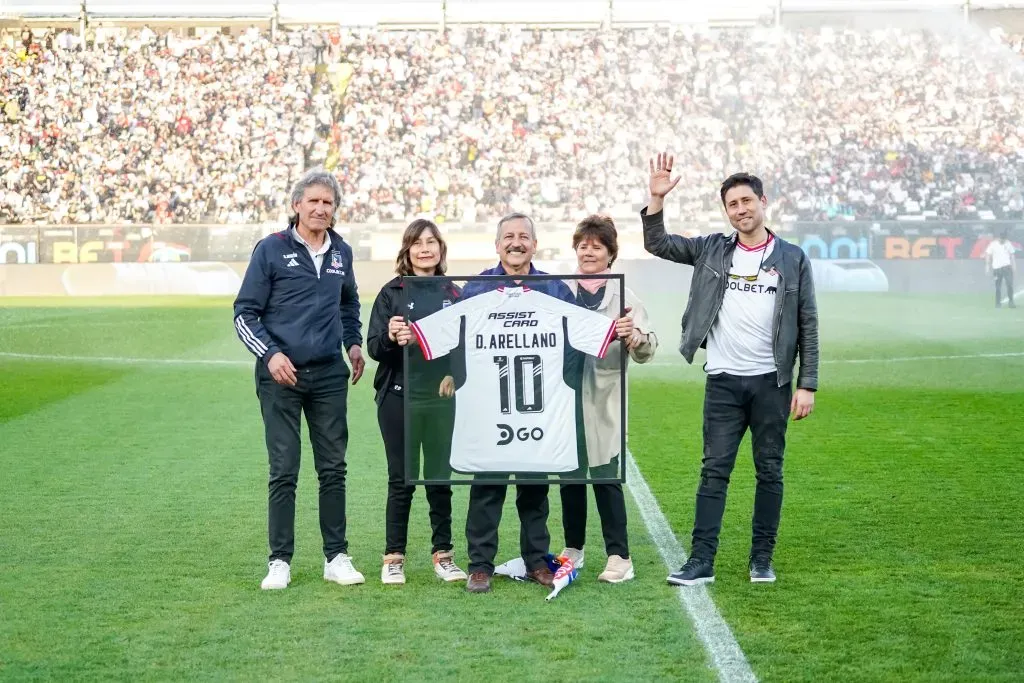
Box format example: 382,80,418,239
705,235,778,377
411,286,616,474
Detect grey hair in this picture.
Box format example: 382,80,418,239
495,212,536,241
289,168,342,217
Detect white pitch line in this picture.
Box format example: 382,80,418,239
625,451,757,683
4,350,1023,371
0,351,251,366
822,351,1024,365
0,321,155,330
648,351,1024,369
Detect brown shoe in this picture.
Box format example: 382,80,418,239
526,567,554,587
466,571,492,593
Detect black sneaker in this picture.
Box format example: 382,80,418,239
749,555,776,583
667,556,715,586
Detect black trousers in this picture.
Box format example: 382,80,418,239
994,266,1015,307
691,371,792,561
466,479,550,575
559,458,629,558
377,390,454,555
256,358,350,564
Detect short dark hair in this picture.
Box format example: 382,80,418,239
572,214,619,266
395,219,447,276
720,173,765,206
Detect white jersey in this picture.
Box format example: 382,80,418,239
410,286,617,474
705,236,778,377
986,239,1015,270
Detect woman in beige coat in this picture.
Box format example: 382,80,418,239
559,215,658,583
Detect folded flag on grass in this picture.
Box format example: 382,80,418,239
493,554,579,600
545,555,578,601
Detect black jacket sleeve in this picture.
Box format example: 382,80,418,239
641,206,707,266
796,252,819,391
340,243,363,351
232,239,282,364
367,285,402,364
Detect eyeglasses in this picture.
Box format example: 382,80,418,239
728,272,761,282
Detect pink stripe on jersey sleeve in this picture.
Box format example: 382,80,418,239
597,320,617,359
410,321,433,360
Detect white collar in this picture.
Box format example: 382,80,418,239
292,227,331,255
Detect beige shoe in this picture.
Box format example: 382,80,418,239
432,550,468,582
598,555,635,583
559,547,585,570
381,553,406,585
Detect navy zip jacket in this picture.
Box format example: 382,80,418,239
233,228,362,368
461,262,575,303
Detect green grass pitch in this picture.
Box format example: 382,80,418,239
0,291,1021,681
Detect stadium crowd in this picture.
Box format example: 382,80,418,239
2,23,1023,226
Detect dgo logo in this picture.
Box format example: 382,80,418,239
496,424,544,446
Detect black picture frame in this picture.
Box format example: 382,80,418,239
401,273,628,486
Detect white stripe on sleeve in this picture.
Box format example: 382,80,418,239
235,315,269,356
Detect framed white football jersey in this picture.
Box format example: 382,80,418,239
410,286,617,473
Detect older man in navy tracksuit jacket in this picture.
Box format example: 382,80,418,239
233,170,365,590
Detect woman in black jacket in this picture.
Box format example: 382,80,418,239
367,219,466,585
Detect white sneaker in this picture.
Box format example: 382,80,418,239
432,550,468,582
598,555,635,583
261,559,291,590
324,553,365,585
560,547,585,570
381,553,406,585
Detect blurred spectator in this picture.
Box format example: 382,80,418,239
2,24,1023,226
1,26,332,224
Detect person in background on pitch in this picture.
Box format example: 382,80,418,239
985,227,1017,308
367,219,469,586
558,214,657,584
641,155,819,586
233,168,367,591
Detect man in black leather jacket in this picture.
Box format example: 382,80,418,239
641,154,819,586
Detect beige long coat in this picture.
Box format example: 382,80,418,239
568,278,658,468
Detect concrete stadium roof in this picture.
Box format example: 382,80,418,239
2,0,1022,24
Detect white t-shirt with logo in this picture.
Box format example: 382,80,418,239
705,236,778,377
986,239,1016,270
410,286,617,474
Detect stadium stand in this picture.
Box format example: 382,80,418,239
2,22,1023,226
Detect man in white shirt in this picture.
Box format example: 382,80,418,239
985,229,1017,309
642,158,819,587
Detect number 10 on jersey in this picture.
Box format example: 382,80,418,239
492,354,544,414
